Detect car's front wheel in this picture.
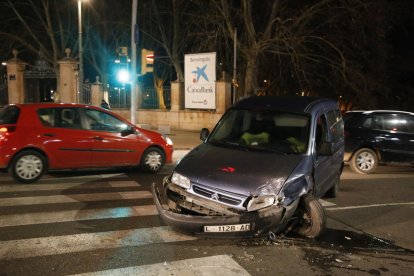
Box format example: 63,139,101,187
140,147,165,173
11,150,46,183
292,194,326,238
350,148,378,174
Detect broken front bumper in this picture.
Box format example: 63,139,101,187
151,179,299,238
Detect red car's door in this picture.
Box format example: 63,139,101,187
82,108,143,166
36,107,92,168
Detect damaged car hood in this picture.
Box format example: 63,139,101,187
174,143,305,196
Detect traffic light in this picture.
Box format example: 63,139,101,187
117,47,128,56
141,48,154,74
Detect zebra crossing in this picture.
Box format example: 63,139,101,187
0,172,250,275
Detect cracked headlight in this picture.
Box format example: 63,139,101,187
246,195,275,211
171,172,190,189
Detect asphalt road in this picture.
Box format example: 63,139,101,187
0,154,413,275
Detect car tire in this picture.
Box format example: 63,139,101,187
140,147,165,173
325,172,340,198
350,148,378,174
292,194,326,238
11,150,46,183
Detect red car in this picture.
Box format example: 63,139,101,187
0,103,173,183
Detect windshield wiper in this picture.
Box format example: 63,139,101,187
208,140,247,150
244,145,288,154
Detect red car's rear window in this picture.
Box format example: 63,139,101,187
0,106,20,124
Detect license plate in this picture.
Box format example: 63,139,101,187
204,223,250,233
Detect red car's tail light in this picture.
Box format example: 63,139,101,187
0,126,16,139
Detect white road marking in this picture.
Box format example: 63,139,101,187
326,201,414,211
0,181,139,192
0,226,197,260
341,170,414,179
319,199,336,207
0,205,158,227
71,255,250,276
0,191,152,207
0,171,250,274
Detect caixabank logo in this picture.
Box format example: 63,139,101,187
192,65,209,83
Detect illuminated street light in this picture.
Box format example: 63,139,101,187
117,69,130,83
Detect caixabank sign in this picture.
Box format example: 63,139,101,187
184,52,216,109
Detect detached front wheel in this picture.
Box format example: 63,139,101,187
140,147,165,173
11,150,46,183
292,194,326,238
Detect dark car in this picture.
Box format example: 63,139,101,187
0,103,173,183
344,110,414,174
153,96,344,239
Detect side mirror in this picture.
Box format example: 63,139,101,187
121,126,136,137
318,142,334,156
200,128,209,141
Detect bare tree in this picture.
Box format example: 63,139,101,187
0,0,131,86
1,0,403,110
0,0,76,70
82,1,130,85
195,0,392,109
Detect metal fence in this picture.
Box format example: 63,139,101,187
0,71,7,106
79,82,91,104
108,85,131,109
77,81,171,110
141,86,171,109
0,83,7,106
108,86,170,110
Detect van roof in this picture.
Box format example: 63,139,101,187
233,96,337,114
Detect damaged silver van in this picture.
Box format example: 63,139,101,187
152,96,344,238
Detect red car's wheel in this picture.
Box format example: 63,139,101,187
141,147,165,173
11,150,46,183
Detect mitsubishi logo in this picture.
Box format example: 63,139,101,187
211,193,219,201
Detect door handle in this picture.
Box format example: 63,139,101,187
43,133,56,137
93,136,104,141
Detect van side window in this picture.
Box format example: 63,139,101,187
326,109,344,142
316,115,328,151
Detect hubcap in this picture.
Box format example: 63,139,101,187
356,152,375,171
144,151,162,171
16,155,43,180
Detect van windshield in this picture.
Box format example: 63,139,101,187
208,109,310,154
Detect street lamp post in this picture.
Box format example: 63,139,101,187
78,0,84,103
130,0,138,124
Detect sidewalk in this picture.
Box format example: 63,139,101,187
166,129,202,150
138,124,202,150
